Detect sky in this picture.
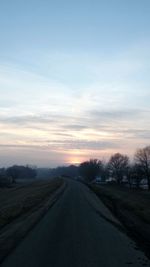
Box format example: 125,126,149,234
0,0,150,167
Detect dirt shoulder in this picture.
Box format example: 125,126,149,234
90,184,150,259
0,178,67,263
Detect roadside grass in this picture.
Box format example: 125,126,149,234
0,177,66,263
0,178,64,230
91,184,150,224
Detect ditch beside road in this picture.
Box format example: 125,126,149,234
91,184,150,259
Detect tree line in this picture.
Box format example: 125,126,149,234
79,145,150,190
0,165,37,187
1,145,150,189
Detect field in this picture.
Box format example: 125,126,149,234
0,178,64,229
91,184,150,257
91,184,150,223
0,178,65,262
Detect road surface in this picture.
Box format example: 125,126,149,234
1,179,150,267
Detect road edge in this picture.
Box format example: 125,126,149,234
90,185,150,260
0,179,67,263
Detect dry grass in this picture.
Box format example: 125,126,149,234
0,178,66,263
91,184,150,224
0,178,64,230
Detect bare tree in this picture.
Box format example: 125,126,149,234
79,159,102,182
134,146,150,190
108,153,129,184
127,164,143,189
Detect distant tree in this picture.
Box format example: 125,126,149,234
108,153,129,184
36,168,52,179
6,166,19,183
0,168,12,187
134,146,150,190
127,164,143,189
6,165,37,182
0,168,6,175
50,165,79,178
100,162,109,182
79,159,102,182
22,166,37,179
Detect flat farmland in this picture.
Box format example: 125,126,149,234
0,178,64,230
0,177,65,262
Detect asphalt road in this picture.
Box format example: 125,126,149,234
1,179,150,267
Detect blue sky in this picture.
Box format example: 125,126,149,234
0,0,150,166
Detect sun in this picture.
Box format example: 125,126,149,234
69,157,81,165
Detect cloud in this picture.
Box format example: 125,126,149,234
0,107,149,142
62,124,89,130
0,139,119,151
0,41,150,166
0,114,56,125
89,109,142,120
123,129,150,140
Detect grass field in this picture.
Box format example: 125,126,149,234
0,177,65,262
91,184,150,258
0,178,64,230
91,184,150,224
